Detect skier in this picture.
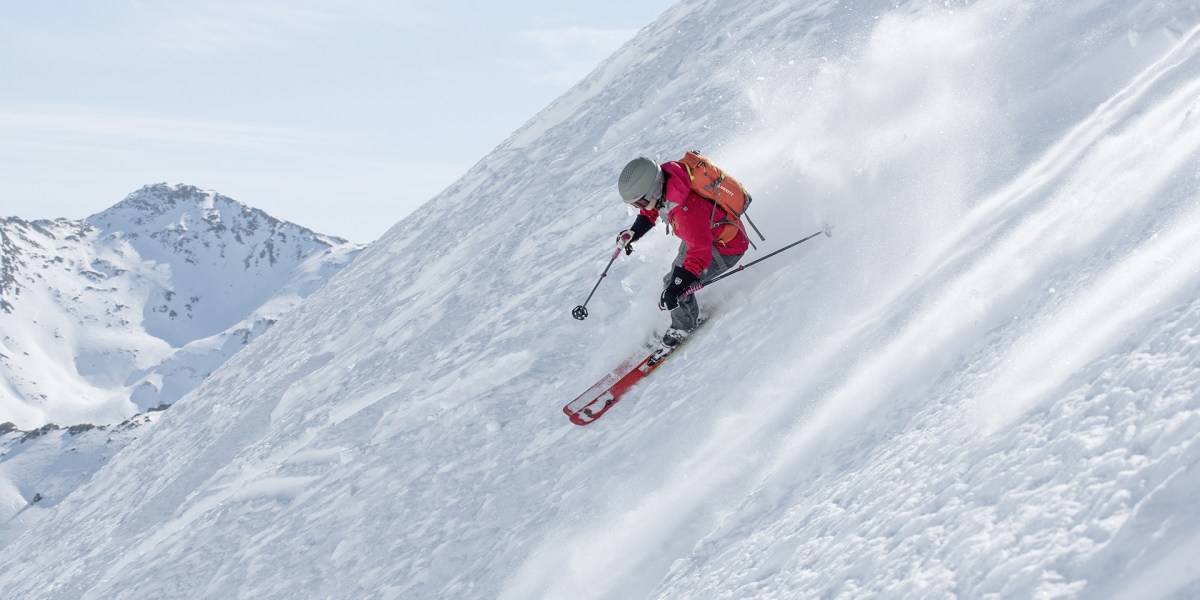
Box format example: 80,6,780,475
615,156,750,351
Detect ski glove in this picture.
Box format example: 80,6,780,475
616,214,655,255
659,266,699,311
616,229,636,254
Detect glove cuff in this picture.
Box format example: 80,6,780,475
670,265,699,289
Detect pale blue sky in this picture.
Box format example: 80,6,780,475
0,1,674,241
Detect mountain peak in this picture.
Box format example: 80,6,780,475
1,182,363,429
94,182,216,217
87,182,350,254
90,183,268,234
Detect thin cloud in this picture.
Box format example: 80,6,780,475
0,105,353,149
0,0,430,63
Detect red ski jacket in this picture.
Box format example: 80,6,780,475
639,160,750,276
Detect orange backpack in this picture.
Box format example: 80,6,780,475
679,150,765,247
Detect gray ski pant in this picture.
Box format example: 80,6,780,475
664,242,742,333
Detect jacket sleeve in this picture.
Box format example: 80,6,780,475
659,161,717,276
662,161,693,205
673,199,717,276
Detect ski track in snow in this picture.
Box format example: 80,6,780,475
3,1,1200,599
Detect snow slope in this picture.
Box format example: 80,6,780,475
0,412,163,549
3,0,1200,598
0,183,362,552
0,183,362,427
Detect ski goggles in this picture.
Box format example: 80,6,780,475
631,193,660,209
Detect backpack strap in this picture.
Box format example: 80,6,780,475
703,194,758,251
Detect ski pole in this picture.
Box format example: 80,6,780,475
572,247,622,320
679,225,830,299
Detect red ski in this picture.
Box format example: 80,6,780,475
563,342,687,425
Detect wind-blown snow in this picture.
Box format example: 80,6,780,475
3,0,1200,598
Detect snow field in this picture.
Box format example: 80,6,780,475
3,1,1200,599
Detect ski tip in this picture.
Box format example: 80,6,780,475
564,405,591,425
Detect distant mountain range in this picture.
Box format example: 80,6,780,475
0,183,363,429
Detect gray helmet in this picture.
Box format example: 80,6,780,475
618,157,663,204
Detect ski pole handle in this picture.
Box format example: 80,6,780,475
677,268,736,300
